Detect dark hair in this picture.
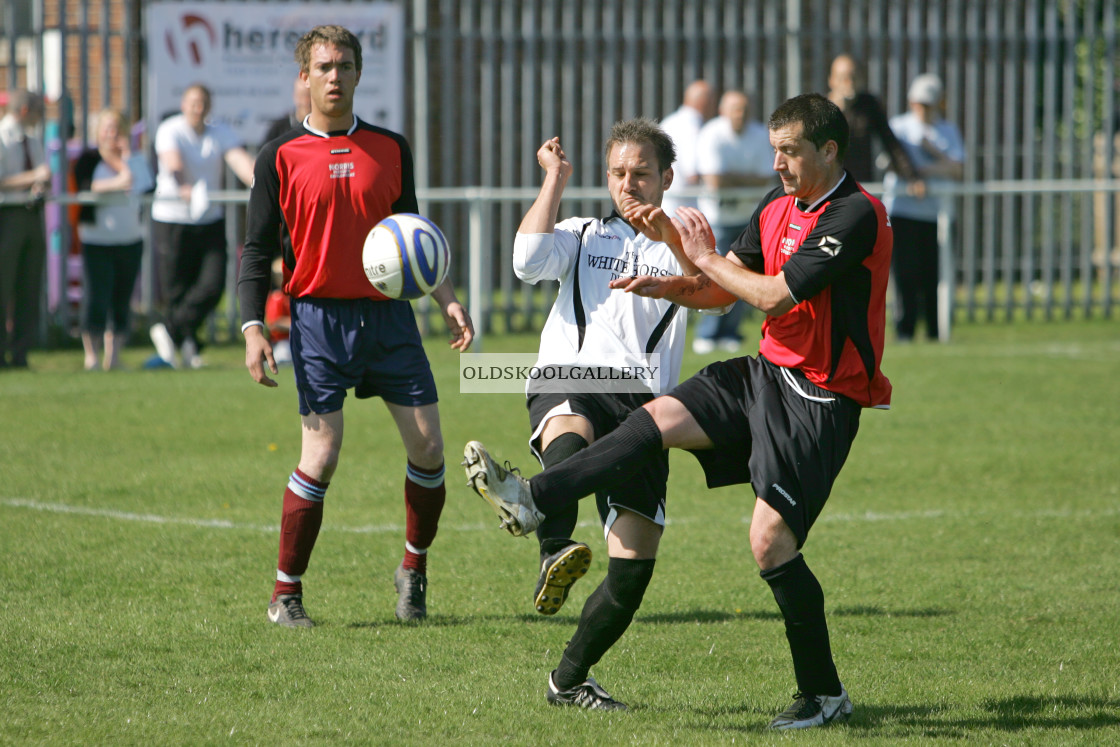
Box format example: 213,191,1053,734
603,117,677,173
8,89,44,116
295,25,363,74
768,93,849,161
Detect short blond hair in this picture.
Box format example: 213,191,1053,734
95,108,127,133
294,25,363,74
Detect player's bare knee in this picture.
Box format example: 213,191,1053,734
408,436,444,472
299,448,339,482
750,524,800,571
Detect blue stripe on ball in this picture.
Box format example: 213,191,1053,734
388,216,423,299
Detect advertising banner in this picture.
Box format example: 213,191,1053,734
145,2,404,148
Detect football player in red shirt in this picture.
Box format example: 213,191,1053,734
240,25,473,628
465,93,890,729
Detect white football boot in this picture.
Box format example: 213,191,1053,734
768,686,853,730
462,441,543,536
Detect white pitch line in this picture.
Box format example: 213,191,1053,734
2,497,1116,535
1,497,282,533
0,497,536,535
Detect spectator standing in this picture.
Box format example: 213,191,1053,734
882,73,965,342
261,76,313,148
693,90,775,353
72,109,146,371
239,25,474,627
659,79,715,219
149,84,255,368
0,90,50,369
464,93,893,729
826,54,921,184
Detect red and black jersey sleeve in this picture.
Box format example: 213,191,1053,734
239,128,301,327
781,185,881,303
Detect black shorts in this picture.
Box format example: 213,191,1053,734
527,390,668,531
668,355,861,547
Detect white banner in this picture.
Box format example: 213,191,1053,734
145,2,404,149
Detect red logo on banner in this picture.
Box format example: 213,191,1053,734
165,14,216,66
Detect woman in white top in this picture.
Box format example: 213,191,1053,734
73,109,147,371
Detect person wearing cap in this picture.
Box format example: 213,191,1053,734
882,73,965,342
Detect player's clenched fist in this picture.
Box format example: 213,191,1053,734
537,136,573,179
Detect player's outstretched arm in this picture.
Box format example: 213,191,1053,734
608,274,736,310
431,278,474,352
674,207,796,317
244,324,278,387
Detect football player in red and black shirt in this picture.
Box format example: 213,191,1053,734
465,93,890,728
239,25,473,628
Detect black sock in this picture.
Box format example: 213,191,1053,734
553,557,656,690
531,408,662,517
536,432,588,554
760,553,842,696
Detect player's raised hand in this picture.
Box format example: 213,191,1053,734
537,137,573,179
623,202,679,246
673,207,719,265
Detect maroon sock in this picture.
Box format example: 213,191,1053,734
272,468,327,601
402,461,445,575
403,548,427,575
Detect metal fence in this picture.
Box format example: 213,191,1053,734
411,0,1120,333
36,178,1120,351
3,0,1118,346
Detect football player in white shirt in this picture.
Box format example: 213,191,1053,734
465,118,722,710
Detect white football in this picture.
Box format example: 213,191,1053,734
362,213,450,300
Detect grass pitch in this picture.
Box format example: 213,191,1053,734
3,318,1119,745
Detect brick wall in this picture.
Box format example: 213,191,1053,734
2,0,140,140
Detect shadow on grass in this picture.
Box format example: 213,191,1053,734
842,696,1120,736
345,612,584,629
636,609,781,624
343,605,956,628
634,605,954,625
678,696,1120,737
976,695,1120,731
832,604,954,618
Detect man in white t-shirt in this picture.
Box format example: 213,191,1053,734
693,90,775,353
149,84,255,368
659,80,715,219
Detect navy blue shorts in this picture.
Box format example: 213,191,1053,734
289,297,438,415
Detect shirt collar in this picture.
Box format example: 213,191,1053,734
797,172,847,212
302,113,358,138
